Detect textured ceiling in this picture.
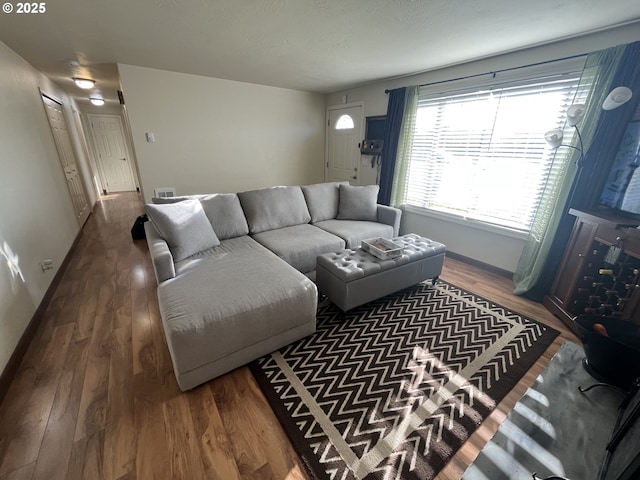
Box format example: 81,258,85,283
1,0,640,106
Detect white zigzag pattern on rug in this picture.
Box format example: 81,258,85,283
255,282,555,480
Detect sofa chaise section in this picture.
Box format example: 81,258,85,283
158,244,317,391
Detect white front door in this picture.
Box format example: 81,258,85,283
327,104,363,184
41,94,90,226
89,114,136,193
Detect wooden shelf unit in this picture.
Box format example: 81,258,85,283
544,208,640,333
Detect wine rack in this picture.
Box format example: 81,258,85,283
570,241,640,318
544,208,640,333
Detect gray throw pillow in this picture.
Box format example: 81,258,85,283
145,199,220,262
301,182,347,223
337,184,379,222
199,194,249,240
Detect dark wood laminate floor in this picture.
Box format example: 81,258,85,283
0,192,580,480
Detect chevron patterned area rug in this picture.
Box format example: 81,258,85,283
249,281,559,480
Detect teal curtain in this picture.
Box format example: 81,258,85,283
391,85,419,207
513,45,629,295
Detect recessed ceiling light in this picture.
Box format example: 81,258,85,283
90,97,105,106
73,77,95,89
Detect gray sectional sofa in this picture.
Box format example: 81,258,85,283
144,182,401,390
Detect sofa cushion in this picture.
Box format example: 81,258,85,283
175,235,269,276
145,199,220,262
314,219,394,249
337,184,379,221
252,224,345,273
238,186,311,234
199,194,249,240
158,247,317,376
301,181,346,223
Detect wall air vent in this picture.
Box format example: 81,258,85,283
153,188,176,198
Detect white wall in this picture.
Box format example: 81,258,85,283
118,64,326,201
326,24,640,272
0,40,93,375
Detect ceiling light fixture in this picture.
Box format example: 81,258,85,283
90,97,105,106
72,77,95,89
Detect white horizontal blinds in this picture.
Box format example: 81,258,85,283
405,74,581,232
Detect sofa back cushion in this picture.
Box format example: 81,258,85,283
238,186,311,234
337,184,379,222
151,195,205,204
145,199,220,262
199,194,249,240
301,181,347,223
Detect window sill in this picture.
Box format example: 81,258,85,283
402,205,529,241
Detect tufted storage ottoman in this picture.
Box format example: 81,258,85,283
316,233,446,311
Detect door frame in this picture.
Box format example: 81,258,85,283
70,106,100,202
87,113,138,194
39,89,92,226
325,101,364,183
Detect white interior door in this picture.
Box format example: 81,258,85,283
41,94,90,226
327,104,363,184
89,114,136,193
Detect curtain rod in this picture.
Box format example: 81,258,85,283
384,53,587,94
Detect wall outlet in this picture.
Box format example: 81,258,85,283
40,259,54,272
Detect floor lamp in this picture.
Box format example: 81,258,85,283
543,86,634,210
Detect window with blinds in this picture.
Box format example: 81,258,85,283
403,74,582,232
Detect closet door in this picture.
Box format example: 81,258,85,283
41,93,90,226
